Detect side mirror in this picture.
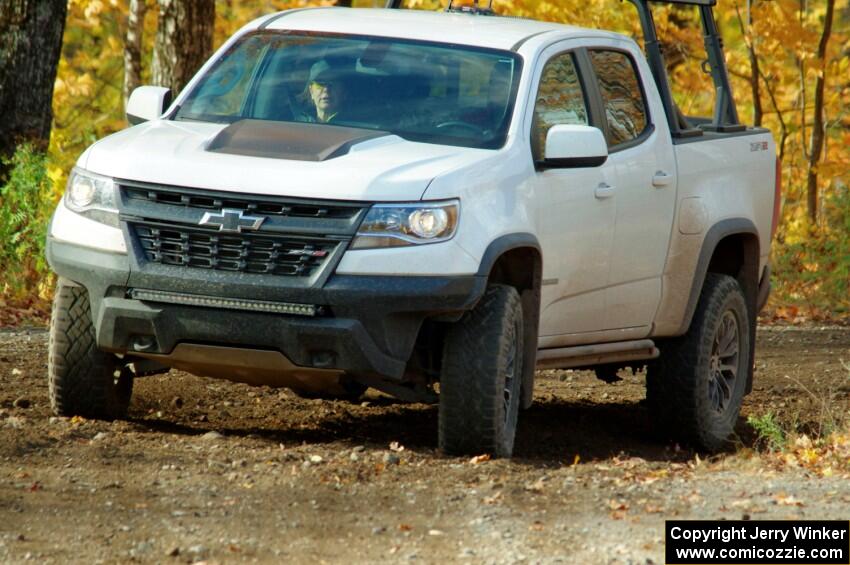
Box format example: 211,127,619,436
543,124,608,168
126,86,173,125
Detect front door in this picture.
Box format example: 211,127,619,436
532,47,617,337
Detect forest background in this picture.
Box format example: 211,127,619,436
0,0,848,323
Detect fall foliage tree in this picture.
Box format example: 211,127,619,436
0,0,67,179
151,0,215,95
123,0,148,108
805,0,837,223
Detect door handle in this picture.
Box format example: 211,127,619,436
594,183,615,199
652,171,673,188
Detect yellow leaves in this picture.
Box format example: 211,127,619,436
774,492,805,507
798,447,820,466
47,165,64,187
106,35,122,53
608,498,629,520
62,73,96,98
782,212,810,245
757,430,850,477
524,476,546,492
607,499,629,511
84,0,105,21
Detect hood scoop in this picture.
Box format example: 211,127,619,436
206,119,390,162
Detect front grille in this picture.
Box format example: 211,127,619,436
123,184,360,219
131,221,337,277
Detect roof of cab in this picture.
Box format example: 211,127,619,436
260,7,620,51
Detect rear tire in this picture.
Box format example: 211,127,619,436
646,273,750,451
439,284,523,458
48,280,132,419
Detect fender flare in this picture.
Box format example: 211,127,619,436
676,218,760,336
476,233,542,278
476,233,543,410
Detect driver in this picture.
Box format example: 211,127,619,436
301,60,350,124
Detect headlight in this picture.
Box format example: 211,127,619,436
351,200,459,250
64,168,118,226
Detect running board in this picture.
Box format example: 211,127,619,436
536,339,659,370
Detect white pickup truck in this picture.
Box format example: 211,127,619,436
45,0,779,457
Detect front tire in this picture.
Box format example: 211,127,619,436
48,280,132,419
646,273,750,451
439,284,523,458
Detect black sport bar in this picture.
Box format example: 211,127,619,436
384,0,741,135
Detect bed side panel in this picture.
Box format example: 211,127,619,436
652,132,775,336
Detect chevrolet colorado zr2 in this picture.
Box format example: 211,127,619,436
46,0,780,457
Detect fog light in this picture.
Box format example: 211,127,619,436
311,351,335,368
131,335,156,352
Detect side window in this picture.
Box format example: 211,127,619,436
531,52,588,162
589,50,649,147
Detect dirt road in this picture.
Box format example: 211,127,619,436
1,326,848,564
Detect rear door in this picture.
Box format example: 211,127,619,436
585,46,678,331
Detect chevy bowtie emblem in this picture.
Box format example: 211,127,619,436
199,208,265,233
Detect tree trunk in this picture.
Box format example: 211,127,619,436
806,0,836,224
151,0,215,96
746,44,763,127
759,70,788,161
733,3,763,127
123,0,147,110
0,0,68,179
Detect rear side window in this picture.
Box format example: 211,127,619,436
531,52,588,162
589,50,649,147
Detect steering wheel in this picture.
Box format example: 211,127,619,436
435,120,486,136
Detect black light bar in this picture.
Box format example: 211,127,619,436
129,289,318,317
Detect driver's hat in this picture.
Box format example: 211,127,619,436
308,60,343,85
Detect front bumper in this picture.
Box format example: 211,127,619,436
46,237,486,380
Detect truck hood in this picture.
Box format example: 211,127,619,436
82,120,490,202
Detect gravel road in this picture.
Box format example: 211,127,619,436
0,326,848,564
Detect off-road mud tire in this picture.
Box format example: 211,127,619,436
647,273,750,451
48,280,132,419
439,284,523,458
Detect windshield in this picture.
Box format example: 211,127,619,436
173,32,522,149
